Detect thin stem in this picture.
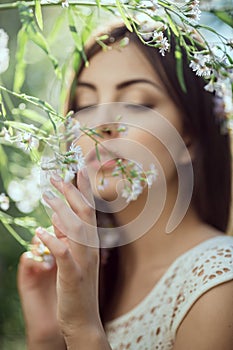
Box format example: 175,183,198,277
0,85,63,120
1,220,29,248
0,1,113,10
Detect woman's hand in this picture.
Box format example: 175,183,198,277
37,167,110,348
17,237,66,350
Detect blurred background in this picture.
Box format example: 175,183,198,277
0,0,232,349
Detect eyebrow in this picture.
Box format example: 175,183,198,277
77,79,163,92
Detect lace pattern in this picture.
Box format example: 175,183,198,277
105,235,233,350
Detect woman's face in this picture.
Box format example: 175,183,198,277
73,41,187,201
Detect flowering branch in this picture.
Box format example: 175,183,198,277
0,0,232,250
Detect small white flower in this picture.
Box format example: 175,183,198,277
122,178,144,203
62,0,69,8
151,0,158,8
0,127,11,142
97,178,109,191
189,53,212,77
68,143,86,172
159,36,170,56
7,166,41,213
185,0,201,22
0,48,9,74
204,80,215,93
153,31,170,56
71,120,81,138
65,117,81,140
0,29,9,74
0,193,9,211
0,29,9,48
17,132,39,152
64,169,75,183
117,124,128,136
146,163,158,188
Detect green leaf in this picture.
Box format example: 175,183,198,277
226,52,233,65
166,12,179,37
95,143,101,162
212,10,233,28
67,8,89,66
3,120,42,133
0,144,7,168
18,3,61,79
0,92,6,118
0,85,62,123
175,44,187,93
47,10,66,45
0,144,10,189
115,0,133,32
68,7,83,51
13,25,28,92
35,0,43,31
12,108,51,131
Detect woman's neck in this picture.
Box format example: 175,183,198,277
110,181,219,274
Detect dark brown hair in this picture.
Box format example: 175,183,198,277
69,25,232,322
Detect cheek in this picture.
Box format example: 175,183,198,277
128,128,182,182
75,135,94,158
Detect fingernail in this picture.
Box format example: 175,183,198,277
51,173,63,182
36,227,46,236
42,255,55,269
25,251,34,259
43,190,56,200
81,166,88,178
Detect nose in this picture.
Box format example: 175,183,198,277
93,103,122,139
95,123,119,139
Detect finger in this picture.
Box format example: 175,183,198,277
19,251,55,274
36,227,81,281
77,167,95,208
50,176,95,223
43,191,98,248
52,213,67,239
53,219,71,247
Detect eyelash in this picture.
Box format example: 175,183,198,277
125,103,154,111
76,105,95,111
75,103,155,113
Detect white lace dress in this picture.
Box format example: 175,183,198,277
105,235,233,350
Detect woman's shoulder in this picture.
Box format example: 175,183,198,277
184,234,233,274
174,233,233,297
170,234,233,335
172,235,233,349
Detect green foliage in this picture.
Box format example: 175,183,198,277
0,0,232,347
212,9,233,28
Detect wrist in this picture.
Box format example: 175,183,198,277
27,329,66,350
65,325,111,350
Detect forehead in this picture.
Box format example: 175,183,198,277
78,42,159,85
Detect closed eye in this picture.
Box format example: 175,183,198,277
124,103,154,111
76,104,96,111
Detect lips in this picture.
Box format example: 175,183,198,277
86,147,122,170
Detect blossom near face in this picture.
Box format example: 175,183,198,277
73,42,186,201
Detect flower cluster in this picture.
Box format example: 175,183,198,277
112,160,158,203
189,53,212,77
153,31,170,56
7,166,41,213
183,0,201,22
0,28,9,74
41,142,86,183
133,0,232,128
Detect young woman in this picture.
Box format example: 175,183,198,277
17,24,233,350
